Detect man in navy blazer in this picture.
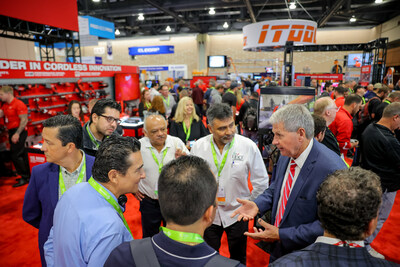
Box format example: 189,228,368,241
232,104,346,262
23,115,95,266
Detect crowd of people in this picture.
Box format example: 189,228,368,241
0,76,399,266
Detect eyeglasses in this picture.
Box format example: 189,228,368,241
99,114,121,124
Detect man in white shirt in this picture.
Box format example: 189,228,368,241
160,84,176,118
191,103,268,264
269,167,397,266
135,114,188,238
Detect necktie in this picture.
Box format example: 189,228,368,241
275,159,297,227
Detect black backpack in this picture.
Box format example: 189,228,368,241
243,100,258,131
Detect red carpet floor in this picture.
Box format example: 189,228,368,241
0,175,269,266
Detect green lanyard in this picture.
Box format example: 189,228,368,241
226,89,234,95
59,153,86,196
86,124,100,148
384,99,391,105
145,102,151,109
210,137,234,178
362,97,366,105
183,118,192,141
162,95,170,107
149,147,169,173
88,177,133,237
160,226,204,243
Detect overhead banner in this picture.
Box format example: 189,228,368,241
129,46,174,56
295,73,343,80
243,19,317,51
80,16,115,39
0,58,139,79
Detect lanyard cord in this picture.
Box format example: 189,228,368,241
160,226,204,243
183,118,193,141
86,124,100,148
210,137,234,178
59,153,86,196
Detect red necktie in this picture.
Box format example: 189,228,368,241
275,159,297,227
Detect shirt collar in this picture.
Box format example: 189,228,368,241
315,236,364,247
292,138,313,169
87,123,102,143
60,150,85,175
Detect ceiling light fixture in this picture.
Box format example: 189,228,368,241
115,29,120,35
92,0,100,2
209,8,216,15
375,0,383,3
138,13,144,20
289,2,296,9
223,22,229,29
350,16,356,22
166,25,171,32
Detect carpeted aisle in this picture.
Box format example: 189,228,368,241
0,175,269,266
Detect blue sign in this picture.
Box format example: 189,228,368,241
82,16,115,39
129,46,174,56
34,42,79,48
140,66,169,71
95,57,103,64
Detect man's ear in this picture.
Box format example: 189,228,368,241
92,113,99,124
297,127,307,140
108,169,119,185
66,142,76,153
365,217,378,238
203,205,215,225
208,124,213,134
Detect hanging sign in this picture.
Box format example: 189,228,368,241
129,46,174,56
243,19,317,51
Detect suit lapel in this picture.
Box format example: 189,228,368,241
48,163,59,209
281,141,319,224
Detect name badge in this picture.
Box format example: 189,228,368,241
232,153,244,161
217,186,226,206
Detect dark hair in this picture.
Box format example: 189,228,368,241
324,82,332,90
66,100,84,121
334,86,348,95
344,94,362,106
158,155,217,225
92,135,141,183
317,167,382,240
354,85,365,94
251,91,259,98
90,99,121,122
312,114,326,137
206,103,232,125
43,115,82,149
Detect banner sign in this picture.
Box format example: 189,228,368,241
139,66,169,71
129,46,174,56
243,19,317,51
0,58,138,79
359,65,372,86
295,73,343,80
80,16,115,39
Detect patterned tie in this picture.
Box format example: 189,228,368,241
275,159,297,227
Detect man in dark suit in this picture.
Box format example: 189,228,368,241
231,104,346,262
269,167,398,267
22,115,95,266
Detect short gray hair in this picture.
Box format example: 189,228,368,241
206,103,232,125
270,104,314,139
143,114,167,132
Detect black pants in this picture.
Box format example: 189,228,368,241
9,128,30,179
204,220,248,265
139,196,165,238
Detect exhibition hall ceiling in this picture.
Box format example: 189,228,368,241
77,0,400,38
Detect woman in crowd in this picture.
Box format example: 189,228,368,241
170,96,209,149
149,95,166,118
66,100,85,125
138,89,152,117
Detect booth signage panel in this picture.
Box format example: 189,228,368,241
129,46,174,55
359,65,372,86
294,73,343,80
243,19,317,50
140,66,169,71
0,58,139,79
81,16,115,39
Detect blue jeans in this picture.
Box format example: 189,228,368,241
365,190,397,248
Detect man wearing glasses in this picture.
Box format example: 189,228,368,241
82,99,122,157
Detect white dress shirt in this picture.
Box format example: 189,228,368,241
139,135,189,199
191,134,269,228
275,139,314,220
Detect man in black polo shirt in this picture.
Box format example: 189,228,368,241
361,102,400,250
222,81,238,121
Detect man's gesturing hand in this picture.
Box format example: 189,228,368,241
245,218,280,242
230,198,259,221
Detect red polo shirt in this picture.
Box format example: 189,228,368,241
335,96,345,108
329,107,353,154
2,98,28,130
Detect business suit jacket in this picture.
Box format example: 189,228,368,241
254,140,346,262
268,242,398,267
22,154,95,266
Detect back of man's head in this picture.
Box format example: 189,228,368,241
158,156,217,226
251,91,259,99
0,85,13,94
382,102,400,119
43,115,83,149
269,104,314,139
314,97,335,116
206,103,232,125
334,86,348,96
312,114,326,139
388,91,400,101
377,86,389,96
317,167,382,241
91,99,121,122
92,135,141,183
344,94,362,106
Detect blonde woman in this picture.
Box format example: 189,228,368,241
170,96,208,149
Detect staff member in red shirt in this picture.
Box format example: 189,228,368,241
0,85,30,187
